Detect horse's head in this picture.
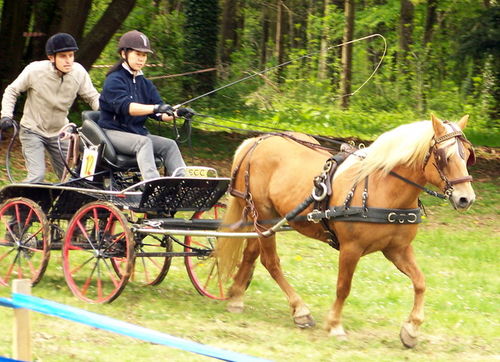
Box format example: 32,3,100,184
424,114,476,210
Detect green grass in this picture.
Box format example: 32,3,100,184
0,119,498,360
0,180,498,361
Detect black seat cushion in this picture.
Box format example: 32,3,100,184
80,111,162,170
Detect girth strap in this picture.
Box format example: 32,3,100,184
306,206,422,224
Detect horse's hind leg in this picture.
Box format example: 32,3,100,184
259,235,315,328
383,245,425,348
227,237,260,313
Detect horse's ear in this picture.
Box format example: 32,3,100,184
457,115,469,130
431,114,446,136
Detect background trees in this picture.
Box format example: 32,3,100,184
0,0,497,143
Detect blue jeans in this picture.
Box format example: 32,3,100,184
103,129,186,180
19,127,69,183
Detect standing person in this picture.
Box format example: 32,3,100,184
98,30,187,180
0,33,100,183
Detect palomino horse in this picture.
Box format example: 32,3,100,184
216,114,475,348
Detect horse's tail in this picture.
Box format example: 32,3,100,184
216,195,248,282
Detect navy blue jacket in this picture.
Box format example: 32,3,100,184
98,65,163,135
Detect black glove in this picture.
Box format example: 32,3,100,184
153,104,174,116
175,107,195,118
0,116,15,130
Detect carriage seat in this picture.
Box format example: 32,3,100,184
80,111,162,170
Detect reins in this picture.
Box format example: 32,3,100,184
0,121,20,183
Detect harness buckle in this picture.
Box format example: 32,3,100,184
307,209,323,223
312,183,328,201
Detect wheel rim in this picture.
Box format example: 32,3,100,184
0,198,50,286
185,203,231,300
62,202,134,303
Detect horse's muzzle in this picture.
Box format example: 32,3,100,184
450,193,475,211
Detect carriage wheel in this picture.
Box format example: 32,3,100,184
114,234,172,286
62,201,134,303
184,203,233,300
0,197,50,287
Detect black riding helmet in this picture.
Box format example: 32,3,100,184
118,30,154,54
46,33,78,55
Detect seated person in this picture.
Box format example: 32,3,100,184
98,30,187,180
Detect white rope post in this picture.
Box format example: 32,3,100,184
12,279,32,361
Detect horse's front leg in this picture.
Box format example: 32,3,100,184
227,237,260,313
325,245,362,339
383,245,425,348
259,235,315,328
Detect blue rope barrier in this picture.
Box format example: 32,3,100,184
0,294,270,362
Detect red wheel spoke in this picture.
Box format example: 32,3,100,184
202,262,217,290
17,264,23,279
80,262,98,296
14,204,21,230
24,209,34,228
92,208,101,239
4,222,16,242
101,258,120,288
76,220,96,251
70,256,95,274
5,258,16,283
22,246,43,253
102,232,126,254
0,249,15,262
27,259,37,276
104,214,115,234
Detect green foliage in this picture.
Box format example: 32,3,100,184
182,0,219,96
71,0,500,147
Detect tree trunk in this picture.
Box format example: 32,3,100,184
318,0,331,80
220,0,240,66
183,0,220,96
420,0,438,113
260,4,270,67
340,0,354,109
25,0,57,61
423,0,437,46
275,0,286,83
53,0,92,42
77,0,137,70
399,0,414,69
0,0,32,96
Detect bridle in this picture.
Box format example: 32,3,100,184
422,121,475,198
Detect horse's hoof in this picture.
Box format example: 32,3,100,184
227,301,244,313
328,326,347,340
400,322,418,348
294,314,316,328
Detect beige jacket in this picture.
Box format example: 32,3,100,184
1,60,99,137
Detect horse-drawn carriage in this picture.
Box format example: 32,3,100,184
0,111,276,303
0,111,476,348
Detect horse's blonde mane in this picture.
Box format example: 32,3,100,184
353,120,435,182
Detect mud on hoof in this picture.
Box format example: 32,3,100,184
400,322,418,348
294,314,315,328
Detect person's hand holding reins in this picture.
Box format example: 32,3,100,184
174,107,195,118
153,104,174,116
